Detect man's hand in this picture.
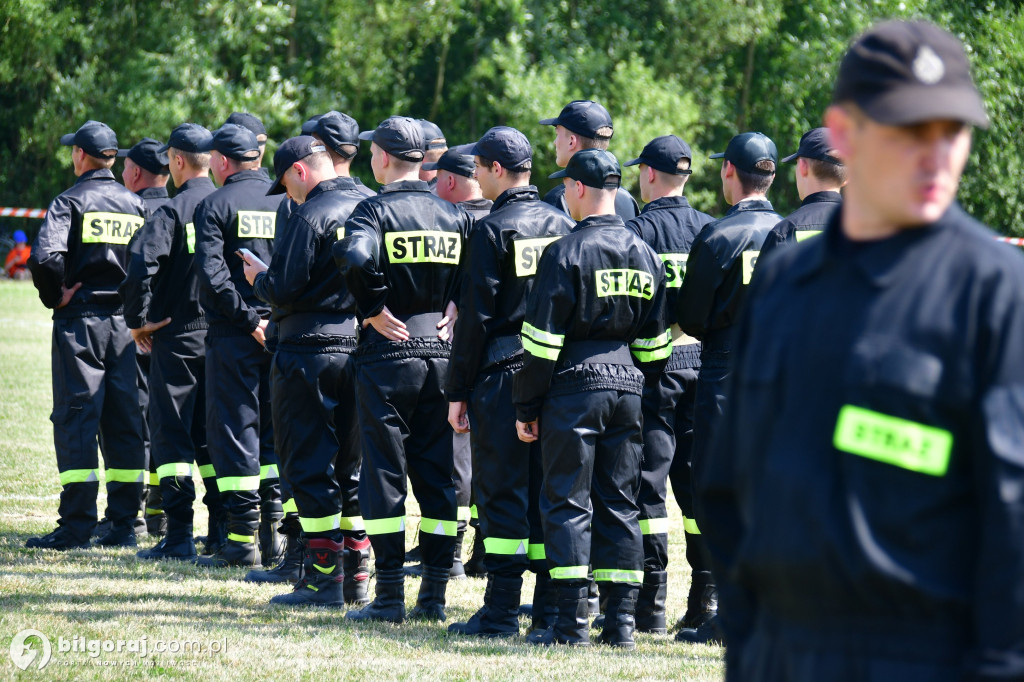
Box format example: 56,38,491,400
516,419,540,443
242,255,268,285
54,282,82,309
448,401,470,433
252,319,269,346
437,300,458,342
363,306,409,341
130,317,172,353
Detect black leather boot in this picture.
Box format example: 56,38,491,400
408,565,449,621
245,528,302,583
675,614,724,645
196,531,261,568
269,536,344,606
675,573,717,630
448,574,521,637
462,529,486,578
635,570,668,633
137,519,197,561
526,582,591,646
96,519,138,547
345,568,406,623
598,583,639,649
343,537,372,606
530,571,558,632
449,530,466,580
259,500,285,567
26,527,91,550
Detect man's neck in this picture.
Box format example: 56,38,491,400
173,170,210,188
731,192,767,206
382,169,421,184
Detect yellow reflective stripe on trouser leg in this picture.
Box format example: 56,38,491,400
260,464,279,480
549,565,589,580
106,468,145,483
483,537,529,555
157,463,193,479
638,517,670,535
299,513,340,533
282,498,298,514
364,516,406,535
217,475,260,492
527,542,546,561
147,472,160,486
593,568,644,584
456,506,471,522
682,516,701,535
59,468,99,485
339,515,365,531
470,504,478,520
420,517,458,537
198,464,216,478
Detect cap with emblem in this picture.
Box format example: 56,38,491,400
780,128,842,165
624,135,693,175
315,111,361,159
422,144,476,178
225,112,268,143
469,126,533,172
159,123,213,154
417,120,447,150
549,149,621,189
60,120,118,159
539,100,613,140
709,132,778,175
267,135,328,195
198,123,261,162
833,19,988,128
359,116,425,162
117,138,170,175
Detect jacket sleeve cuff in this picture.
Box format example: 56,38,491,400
125,316,145,330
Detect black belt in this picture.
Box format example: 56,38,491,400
278,312,357,339
559,340,632,368
482,334,523,369
359,312,444,342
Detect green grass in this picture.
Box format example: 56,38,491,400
0,279,725,680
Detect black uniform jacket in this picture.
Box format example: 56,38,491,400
675,198,780,343
194,169,283,335
445,186,575,402
137,186,170,212
543,183,640,223
458,197,493,220
120,177,216,333
252,177,364,339
703,204,1024,677
30,168,148,313
759,190,841,259
513,214,670,422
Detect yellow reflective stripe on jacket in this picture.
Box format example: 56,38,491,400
282,498,298,514
185,222,196,253
260,464,279,480
364,516,405,535
522,336,560,361
470,504,478,520
483,537,529,556
106,468,145,483
420,517,458,537
659,253,688,289
682,516,701,535
593,568,644,583
595,269,654,299
82,212,144,245
742,251,760,284
156,463,193,479
384,230,461,264
522,322,564,348
59,468,99,485
299,513,340,534
833,405,953,476
795,230,822,242
549,565,589,580
631,330,672,362
513,236,561,277
339,515,365,531
237,211,276,239
638,517,670,535
198,464,216,479
217,475,260,492
527,542,546,561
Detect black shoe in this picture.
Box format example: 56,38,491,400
137,535,197,561
635,570,668,634
96,524,138,547
408,565,449,621
92,518,112,539
258,502,284,567
447,575,521,638
345,569,405,624
343,539,372,606
675,615,724,645
245,533,302,584
145,513,167,537
26,528,90,551
527,582,590,646
597,584,638,649
675,579,718,631
269,537,344,607
196,535,261,568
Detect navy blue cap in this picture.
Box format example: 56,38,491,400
267,135,328,196
224,112,268,142
624,135,693,175
781,128,842,165
159,123,213,154
358,116,424,162
315,111,361,158
422,143,476,178
417,120,447,150
60,120,118,158
300,114,323,135
549,149,621,189
198,123,261,162
13,230,27,243
117,138,170,175
539,100,613,139
709,132,778,175
469,126,532,171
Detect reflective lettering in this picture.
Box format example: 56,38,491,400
185,222,196,254
742,250,759,284
595,268,654,299
833,405,953,476
513,236,561,277
385,230,461,264
236,211,277,239
81,212,145,245
659,253,688,288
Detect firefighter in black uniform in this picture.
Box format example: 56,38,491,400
513,149,670,648
417,119,447,189
336,116,472,624
193,123,283,568
701,20,1024,681
759,127,845,259
539,100,639,223
445,126,574,637
621,135,714,634
313,111,377,199
242,136,371,606
675,131,781,644
27,120,147,550
120,123,219,561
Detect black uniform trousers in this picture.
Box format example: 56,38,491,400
50,313,145,540
271,340,363,542
468,362,546,576
205,331,276,538
355,348,456,573
136,352,153,505
690,346,731,528
452,431,472,532
540,388,644,585
149,328,207,526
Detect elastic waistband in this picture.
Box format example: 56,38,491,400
701,328,735,353
278,312,357,340
666,342,701,370
53,303,123,319
559,340,632,368
482,334,523,369
359,312,443,344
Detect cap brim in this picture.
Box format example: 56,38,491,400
59,133,77,147
357,130,375,141
548,169,569,180
708,152,726,159
421,162,440,171
623,157,643,167
266,177,286,196
116,149,130,158
156,143,171,154
780,152,799,163
538,117,560,127
858,84,990,129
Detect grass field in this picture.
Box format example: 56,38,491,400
0,279,725,680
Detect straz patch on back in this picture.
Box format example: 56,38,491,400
185,222,196,254
514,236,561,277
659,253,688,288
385,230,461,264
833,405,953,476
742,250,760,284
81,212,144,245
595,269,654,299
237,211,277,239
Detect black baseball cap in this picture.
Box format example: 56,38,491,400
60,120,118,159
159,123,213,154
300,114,324,135
549,149,621,189
117,138,170,175
225,112,268,143
539,100,613,140
422,144,476,178
781,128,842,165
358,116,424,161
469,126,532,171
417,120,447,150
709,132,778,175
198,123,261,162
834,20,989,128
267,135,328,195
624,135,693,175
315,111,360,158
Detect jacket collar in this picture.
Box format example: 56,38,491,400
75,168,115,184
380,179,431,193
492,185,541,212
223,169,270,186
306,176,357,202
640,195,693,214
800,190,842,207
574,213,625,232
725,198,775,216
137,186,169,200
177,176,215,193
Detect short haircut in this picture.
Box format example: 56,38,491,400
172,148,211,171
735,159,775,195
806,157,847,187
576,133,611,151
303,150,333,172
326,145,358,164
80,149,116,170
423,148,446,164
477,155,532,178
387,153,421,174
226,156,262,172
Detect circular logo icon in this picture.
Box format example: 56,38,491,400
913,45,945,85
10,629,52,671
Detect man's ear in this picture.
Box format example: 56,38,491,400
797,157,809,179
646,166,657,185
824,105,853,163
